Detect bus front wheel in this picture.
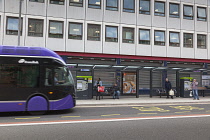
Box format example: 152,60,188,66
27,96,48,115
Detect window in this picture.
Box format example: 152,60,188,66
106,0,118,11
139,29,150,45
29,0,44,2
197,7,207,21
28,19,43,37
0,64,39,88
54,66,74,86
154,1,165,16
139,0,150,15
184,5,193,20
6,17,22,35
154,31,165,46
169,32,180,47
69,22,83,40
50,0,64,5
49,21,63,38
105,26,118,42
184,33,193,48
45,66,74,86
123,0,135,13
122,27,134,43
70,0,83,7
169,3,179,18
87,24,101,41
88,0,101,9
197,34,206,49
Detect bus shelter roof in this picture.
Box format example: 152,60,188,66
67,64,207,72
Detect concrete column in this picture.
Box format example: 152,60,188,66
162,61,167,88
150,70,153,98
136,69,139,98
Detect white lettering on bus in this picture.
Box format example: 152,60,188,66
18,59,39,64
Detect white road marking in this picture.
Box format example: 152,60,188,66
1,114,210,127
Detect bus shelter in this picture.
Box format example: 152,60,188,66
67,60,208,99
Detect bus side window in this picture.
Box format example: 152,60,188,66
17,66,39,88
45,68,52,86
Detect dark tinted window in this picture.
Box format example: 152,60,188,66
0,65,39,88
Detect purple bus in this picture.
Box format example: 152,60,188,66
0,46,75,114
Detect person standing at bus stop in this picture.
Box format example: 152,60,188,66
112,83,120,99
94,78,102,100
191,79,199,100
165,78,172,99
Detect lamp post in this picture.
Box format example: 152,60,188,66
18,0,23,46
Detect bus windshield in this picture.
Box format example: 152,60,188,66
54,66,74,86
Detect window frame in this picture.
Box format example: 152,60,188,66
88,0,101,9
183,33,193,48
48,20,64,38
154,1,165,17
169,32,180,47
106,0,118,11
68,22,83,40
105,25,118,42
197,7,207,21
29,0,44,3
154,30,165,46
69,0,83,7
28,18,44,37
123,0,135,13
6,16,23,36
139,0,150,15
183,5,194,20
122,27,135,44
87,24,101,41
197,34,206,49
50,0,65,5
139,29,150,45
169,3,179,18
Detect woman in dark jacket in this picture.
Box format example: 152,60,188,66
165,78,172,99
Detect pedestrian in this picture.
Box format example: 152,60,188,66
191,79,199,100
112,83,120,99
165,78,173,99
94,78,102,100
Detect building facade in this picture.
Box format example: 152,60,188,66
1,0,210,98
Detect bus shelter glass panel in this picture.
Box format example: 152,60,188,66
122,72,136,94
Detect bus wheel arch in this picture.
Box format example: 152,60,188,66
26,94,49,114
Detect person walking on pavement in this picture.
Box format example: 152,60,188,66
191,79,199,100
112,83,120,99
165,78,173,99
94,78,102,100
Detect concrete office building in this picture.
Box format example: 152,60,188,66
1,0,210,98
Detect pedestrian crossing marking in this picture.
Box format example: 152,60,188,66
132,107,170,112
170,106,204,111
101,114,121,117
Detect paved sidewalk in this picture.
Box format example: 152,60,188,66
76,96,210,106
